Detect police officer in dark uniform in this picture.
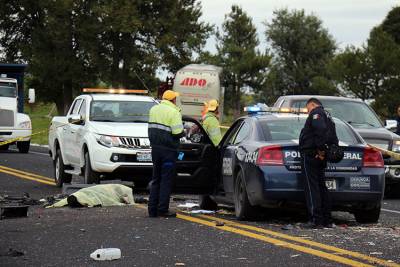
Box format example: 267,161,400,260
299,98,333,228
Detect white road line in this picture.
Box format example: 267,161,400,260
382,208,400,214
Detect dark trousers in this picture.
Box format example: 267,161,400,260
148,147,177,216
301,154,332,225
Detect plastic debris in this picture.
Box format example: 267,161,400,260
367,242,376,246
282,224,294,230
370,252,383,255
90,248,121,261
178,203,199,209
175,263,185,266
189,210,215,214
291,254,300,258
215,221,224,227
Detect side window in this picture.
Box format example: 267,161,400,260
79,100,86,119
233,121,251,145
221,121,243,146
69,99,82,115
280,100,290,108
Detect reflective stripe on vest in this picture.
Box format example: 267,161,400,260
148,123,171,132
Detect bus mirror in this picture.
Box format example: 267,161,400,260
28,88,35,104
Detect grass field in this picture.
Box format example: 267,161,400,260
24,103,55,145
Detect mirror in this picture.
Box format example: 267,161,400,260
385,120,397,131
28,88,35,104
68,114,83,124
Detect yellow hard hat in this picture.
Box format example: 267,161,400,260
207,99,219,112
162,90,180,100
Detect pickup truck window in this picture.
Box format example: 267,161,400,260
90,100,156,123
0,81,17,97
70,99,82,115
79,100,86,119
290,100,382,129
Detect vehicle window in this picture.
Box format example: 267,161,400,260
79,100,86,119
280,100,292,108
181,121,206,144
90,100,156,122
233,121,251,144
222,121,243,146
0,81,17,97
291,100,382,128
70,99,82,115
260,118,359,145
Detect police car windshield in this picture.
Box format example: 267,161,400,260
260,117,359,145
90,100,156,122
291,100,382,128
0,82,17,97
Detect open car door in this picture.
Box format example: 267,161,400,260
173,116,219,194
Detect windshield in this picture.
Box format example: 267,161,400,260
90,100,156,122
260,117,360,145
292,99,382,128
0,81,17,97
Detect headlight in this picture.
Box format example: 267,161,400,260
97,135,120,147
393,140,400,153
19,121,31,129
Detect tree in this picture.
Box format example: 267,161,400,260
215,5,270,117
381,6,400,44
0,0,211,114
265,9,337,96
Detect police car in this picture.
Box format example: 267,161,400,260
187,105,385,223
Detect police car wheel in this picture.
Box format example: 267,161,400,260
54,149,72,187
84,152,100,184
199,195,218,210
234,170,258,221
354,205,381,224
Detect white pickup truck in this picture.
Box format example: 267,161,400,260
48,92,158,187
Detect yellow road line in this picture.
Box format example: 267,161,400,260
198,214,399,267
177,213,372,267
0,167,55,186
0,165,54,182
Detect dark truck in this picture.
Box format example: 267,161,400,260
274,95,400,195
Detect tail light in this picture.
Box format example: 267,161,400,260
256,145,283,165
363,147,384,168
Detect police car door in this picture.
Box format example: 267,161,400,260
220,119,251,196
174,117,218,194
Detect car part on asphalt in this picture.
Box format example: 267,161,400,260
90,248,121,261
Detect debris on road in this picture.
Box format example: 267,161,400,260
178,203,199,209
215,221,224,227
134,196,148,204
0,248,25,257
282,224,294,230
0,205,29,219
189,210,215,214
291,254,300,258
90,248,121,261
48,184,134,208
175,263,186,266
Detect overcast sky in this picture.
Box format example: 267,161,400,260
200,0,399,52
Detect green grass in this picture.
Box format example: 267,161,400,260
24,103,56,145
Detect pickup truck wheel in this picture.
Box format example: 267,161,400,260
84,152,100,184
199,195,218,210
234,169,259,221
354,205,381,223
17,141,30,153
54,149,72,187
0,144,9,151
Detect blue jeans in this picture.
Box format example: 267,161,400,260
148,147,177,216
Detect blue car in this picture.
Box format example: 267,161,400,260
180,109,385,223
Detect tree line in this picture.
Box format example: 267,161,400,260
1,2,399,118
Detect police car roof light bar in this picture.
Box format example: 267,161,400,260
244,104,308,115
82,88,148,94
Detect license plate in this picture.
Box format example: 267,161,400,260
136,152,152,162
350,177,370,189
325,179,337,190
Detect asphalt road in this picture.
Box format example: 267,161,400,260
1,145,400,267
